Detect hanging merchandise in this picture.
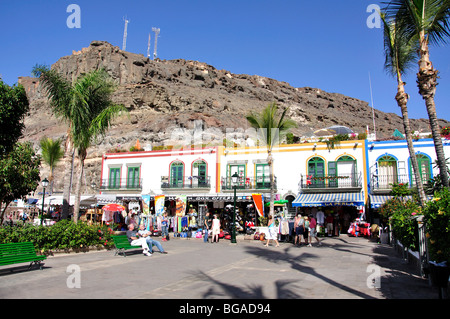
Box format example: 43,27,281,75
252,194,264,218
155,195,165,216
142,195,151,215
176,195,187,216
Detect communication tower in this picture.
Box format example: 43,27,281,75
122,17,130,51
152,27,160,59
147,33,151,58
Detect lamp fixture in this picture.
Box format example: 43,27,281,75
41,178,49,188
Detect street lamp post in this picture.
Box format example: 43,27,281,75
231,172,239,244
40,178,49,225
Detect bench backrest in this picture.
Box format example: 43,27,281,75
0,242,40,261
112,235,132,246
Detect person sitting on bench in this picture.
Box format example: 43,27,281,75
126,224,152,256
138,224,168,254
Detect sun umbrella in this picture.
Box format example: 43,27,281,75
102,203,126,212
314,126,354,136
313,128,337,136
328,126,354,135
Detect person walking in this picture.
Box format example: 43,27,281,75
303,216,310,246
264,215,280,247
161,211,169,241
211,214,221,243
294,213,305,246
204,211,212,243
326,213,334,237
308,214,322,246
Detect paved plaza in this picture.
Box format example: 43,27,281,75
0,235,441,300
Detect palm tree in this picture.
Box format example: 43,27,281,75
32,66,127,222
381,11,428,206
69,70,127,223
246,102,297,217
39,137,64,194
32,65,75,219
385,0,450,187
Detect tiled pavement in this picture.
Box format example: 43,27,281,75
0,235,443,300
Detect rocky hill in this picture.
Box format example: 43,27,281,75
17,40,450,193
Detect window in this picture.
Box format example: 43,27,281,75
256,163,270,188
127,166,140,189
336,155,357,187
308,157,325,188
170,161,184,187
192,160,207,186
228,164,246,188
410,154,431,185
109,167,121,189
326,156,357,187
377,155,398,188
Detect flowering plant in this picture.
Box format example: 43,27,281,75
440,126,450,139
423,188,450,264
379,198,420,251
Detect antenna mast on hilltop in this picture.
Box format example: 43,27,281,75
122,17,130,51
147,33,151,58
152,27,160,60
369,72,377,140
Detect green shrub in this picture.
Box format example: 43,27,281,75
0,220,114,253
379,198,421,251
423,188,450,264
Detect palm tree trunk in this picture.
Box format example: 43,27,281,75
417,36,449,187
73,150,87,224
396,78,427,206
268,150,274,218
61,142,74,220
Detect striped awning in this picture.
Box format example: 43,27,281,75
369,195,397,209
292,192,365,207
369,194,431,208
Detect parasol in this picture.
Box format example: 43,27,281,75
314,125,354,136
102,203,126,212
313,128,337,136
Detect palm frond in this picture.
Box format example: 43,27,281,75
246,102,297,149
384,0,450,45
381,10,419,78
31,64,72,121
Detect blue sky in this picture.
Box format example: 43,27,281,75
1,0,449,125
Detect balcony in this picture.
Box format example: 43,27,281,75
100,178,143,191
221,176,277,191
161,176,211,189
370,173,430,193
300,173,362,193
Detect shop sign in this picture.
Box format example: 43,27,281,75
187,195,234,202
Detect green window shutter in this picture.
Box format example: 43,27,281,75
109,168,120,189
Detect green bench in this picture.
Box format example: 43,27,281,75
112,235,142,257
0,242,47,270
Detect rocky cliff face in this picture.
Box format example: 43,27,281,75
18,40,449,193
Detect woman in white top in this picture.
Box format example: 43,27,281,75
212,214,221,243
264,215,280,247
